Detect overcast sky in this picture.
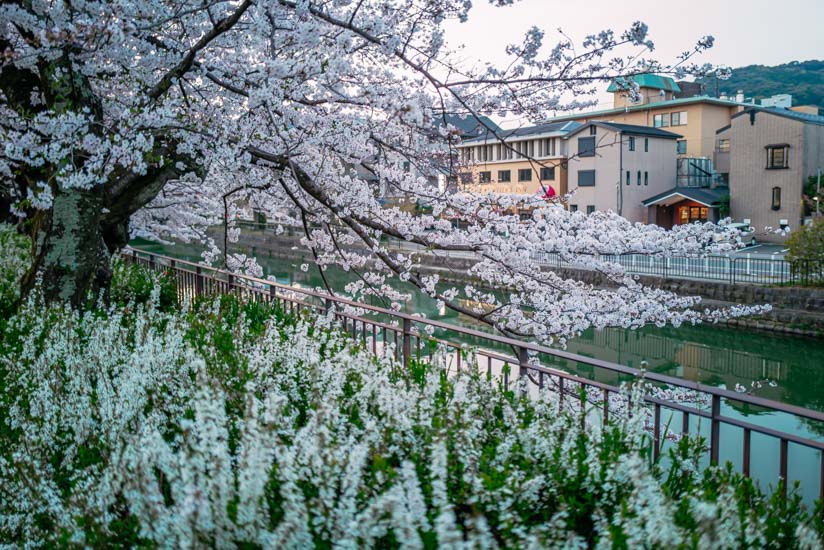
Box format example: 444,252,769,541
443,0,823,124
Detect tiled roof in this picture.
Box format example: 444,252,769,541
460,121,582,144
566,121,682,140
642,186,728,207
607,74,682,93
439,113,501,137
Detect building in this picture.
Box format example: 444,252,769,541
455,120,581,196
715,107,824,240
542,74,748,160
564,122,681,223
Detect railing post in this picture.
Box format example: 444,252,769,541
269,284,277,304
402,318,411,369
196,266,204,296
148,253,155,271
710,394,721,465
731,258,736,285
517,346,529,397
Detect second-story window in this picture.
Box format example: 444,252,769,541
671,111,688,126
653,113,670,128
540,167,555,180
717,139,730,153
460,172,472,184
644,171,649,186
589,125,597,135
518,169,532,182
578,136,596,157
637,170,641,185
676,140,687,155
766,145,789,169
578,170,596,187
498,170,511,182
628,136,636,151
479,171,492,183
626,170,630,186
644,138,649,152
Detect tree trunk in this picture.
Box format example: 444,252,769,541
22,187,114,307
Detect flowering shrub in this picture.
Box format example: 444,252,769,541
1,274,822,547
109,257,178,312
0,223,29,318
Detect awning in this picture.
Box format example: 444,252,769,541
642,186,727,208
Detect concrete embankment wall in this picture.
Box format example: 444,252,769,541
221,229,824,338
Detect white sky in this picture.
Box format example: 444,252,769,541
443,0,824,125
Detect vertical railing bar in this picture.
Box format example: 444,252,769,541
653,403,661,461
779,438,788,497
742,428,751,477
602,388,609,427
710,394,721,465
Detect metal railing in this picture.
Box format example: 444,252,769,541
531,251,824,286
123,247,824,499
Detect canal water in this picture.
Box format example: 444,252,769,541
132,239,824,502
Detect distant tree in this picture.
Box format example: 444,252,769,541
787,218,824,261
802,175,823,216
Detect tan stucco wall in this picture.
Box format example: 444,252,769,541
727,111,806,241
459,158,568,196
565,126,677,223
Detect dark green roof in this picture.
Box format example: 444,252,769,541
642,186,728,207
607,74,682,93
566,121,681,140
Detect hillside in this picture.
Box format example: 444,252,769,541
695,60,824,109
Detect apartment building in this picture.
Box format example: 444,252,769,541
455,120,581,196
543,74,747,160
715,107,824,241
564,122,681,223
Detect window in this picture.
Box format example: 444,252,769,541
497,170,511,182
644,171,649,186
518,169,532,182
637,170,641,185
570,204,578,212
678,206,709,224
479,171,491,183
460,172,472,184
671,111,688,126
717,139,730,153
586,205,596,215
653,113,670,128
589,125,597,135
540,166,555,180
766,145,789,169
528,140,535,157
578,170,596,187
625,170,630,186
628,136,636,151
772,186,782,210
676,140,687,155
402,161,410,172
543,138,555,157
644,138,649,152
578,136,596,157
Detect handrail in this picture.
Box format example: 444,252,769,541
123,246,824,425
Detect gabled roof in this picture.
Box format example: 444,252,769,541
440,113,501,137
730,106,824,127
607,74,682,94
642,186,728,207
460,120,581,144
565,121,682,140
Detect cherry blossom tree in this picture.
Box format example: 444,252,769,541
0,0,758,343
